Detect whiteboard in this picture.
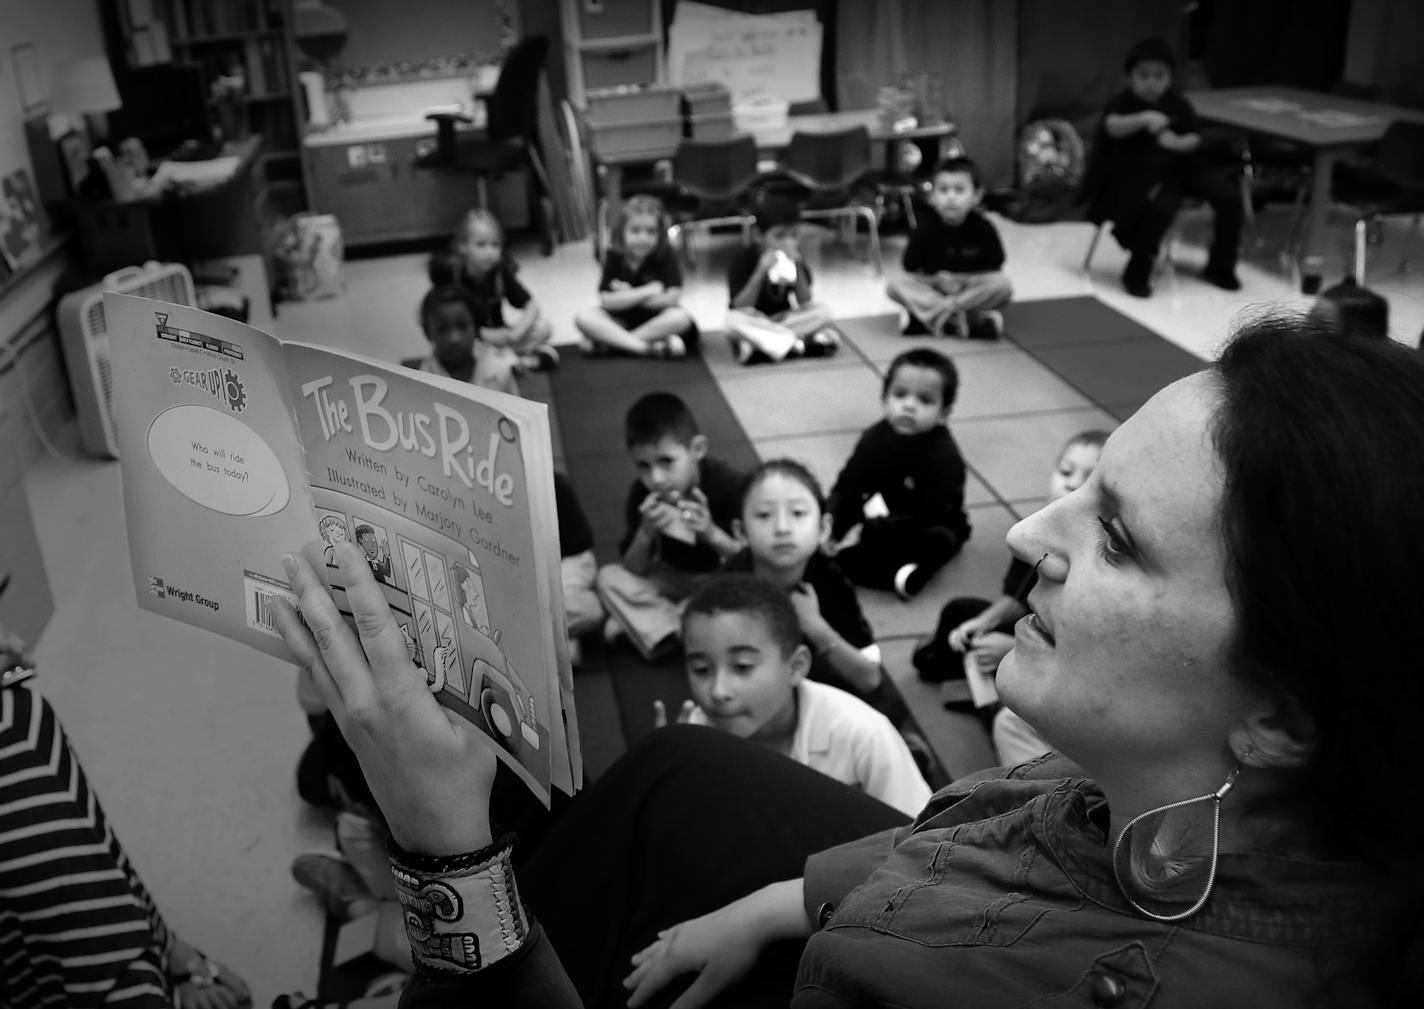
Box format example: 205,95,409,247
667,2,822,105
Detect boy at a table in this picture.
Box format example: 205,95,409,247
1084,37,1244,298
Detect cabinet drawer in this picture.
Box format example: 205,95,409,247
575,0,653,39
580,42,659,91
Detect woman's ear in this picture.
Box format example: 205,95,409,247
1230,696,1317,770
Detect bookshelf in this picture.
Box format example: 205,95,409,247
106,0,308,215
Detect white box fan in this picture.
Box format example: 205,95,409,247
56,262,196,458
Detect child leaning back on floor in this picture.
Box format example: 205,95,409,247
828,347,971,600
887,155,1012,340
574,195,699,358
656,572,931,817
429,207,560,372
595,392,745,660
725,193,840,364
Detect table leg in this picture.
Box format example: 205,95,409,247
1300,148,1338,294
597,164,624,262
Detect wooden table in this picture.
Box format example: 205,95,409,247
1186,85,1424,292
591,109,958,257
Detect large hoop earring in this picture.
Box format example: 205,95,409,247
1111,765,1240,922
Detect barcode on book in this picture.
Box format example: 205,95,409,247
244,574,297,637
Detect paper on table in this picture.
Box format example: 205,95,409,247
148,156,241,189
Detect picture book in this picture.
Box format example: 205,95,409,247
105,293,580,803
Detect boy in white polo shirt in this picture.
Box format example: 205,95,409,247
657,572,930,817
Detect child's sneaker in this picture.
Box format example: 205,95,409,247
965,309,1003,341
291,853,379,923
518,345,560,372
893,563,932,600
804,327,841,357
939,310,969,339
648,334,687,359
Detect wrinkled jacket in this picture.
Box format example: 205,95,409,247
402,755,1386,1009
795,753,1383,1008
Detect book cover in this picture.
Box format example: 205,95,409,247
106,293,579,802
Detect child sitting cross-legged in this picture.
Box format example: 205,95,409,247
657,572,931,817
401,284,520,395
887,155,1013,340
725,194,840,364
596,392,745,660
574,195,699,358
829,347,971,600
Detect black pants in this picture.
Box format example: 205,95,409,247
836,522,962,592
520,726,909,1009
1121,162,1243,273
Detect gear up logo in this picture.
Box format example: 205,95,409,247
155,311,249,413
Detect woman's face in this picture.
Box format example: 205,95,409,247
999,375,1251,772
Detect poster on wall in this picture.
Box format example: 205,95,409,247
666,2,822,106
0,169,50,272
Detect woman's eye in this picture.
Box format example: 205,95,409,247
1096,516,1132,561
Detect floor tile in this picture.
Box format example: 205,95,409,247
718,362,885,439
839,313,1013,367
859,503,1020,641
1029,339,1204,414
1002,295,1160,349
751,429,997,508
953,409,1121,502
950,347,1094,419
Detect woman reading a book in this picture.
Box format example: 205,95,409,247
272,317,1424,1007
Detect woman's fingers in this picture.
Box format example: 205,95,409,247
271,564,348,715
278,548,372,707
330,542,417,685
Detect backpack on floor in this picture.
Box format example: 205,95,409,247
1000,118,1087,224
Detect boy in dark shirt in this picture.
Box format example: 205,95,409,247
1086,37,1243,297
595,392,745,659
725,195,838,364
886,156,1012,340
828,348,971,600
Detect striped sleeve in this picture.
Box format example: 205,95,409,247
0,683,174,1009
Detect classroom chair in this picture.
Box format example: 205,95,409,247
418,35,557,254
762,125,884,276
1340,121,1424,280
662,135,763,265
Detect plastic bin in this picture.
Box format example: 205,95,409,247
681,81,732,117
688,113,737,141
586,116,684,161
732,97,789,133
585,84,682,126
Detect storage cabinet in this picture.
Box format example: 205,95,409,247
306,136,529,246
560,0,664,107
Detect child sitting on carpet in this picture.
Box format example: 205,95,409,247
429,207,560,372
658,572,931,816
912,428,1107,766
886,156,1013,340
401,285,520,395
726,194,840,364
573,195,699,358
1308,278,1390,342
828,347,971,599
596,392,745,659
720,458,911,726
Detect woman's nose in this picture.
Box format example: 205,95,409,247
1005,505,1066,581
